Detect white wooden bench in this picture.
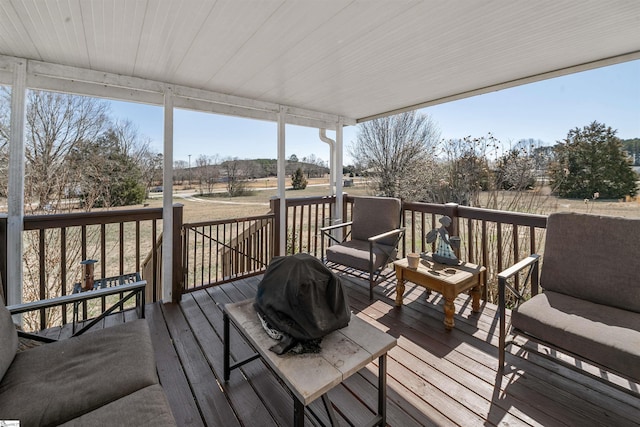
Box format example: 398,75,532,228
223,299,396,426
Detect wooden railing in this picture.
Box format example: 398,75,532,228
181,214,275,292
277,195,548,302
0,205,183,330
271,196,336,258
2,195,548,313
398,202,547,301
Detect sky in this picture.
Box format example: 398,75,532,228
108,60,640,166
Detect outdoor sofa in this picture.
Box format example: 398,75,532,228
0,294,176,426
498,212,640,385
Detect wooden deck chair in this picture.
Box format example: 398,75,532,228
321,196,405,300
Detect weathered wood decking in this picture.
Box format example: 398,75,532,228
136,273,640,427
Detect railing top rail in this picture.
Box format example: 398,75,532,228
457,205,548,228
401,201,450,215
23,207,165,230
283,195,336,207
183,213,275,229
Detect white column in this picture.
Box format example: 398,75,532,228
7,59,26,305
335,118,344,232
162,87,174,302
277,107,286,255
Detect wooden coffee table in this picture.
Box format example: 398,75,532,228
393,254,486,330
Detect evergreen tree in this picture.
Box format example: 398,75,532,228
550,121,637,199
291,167,307,190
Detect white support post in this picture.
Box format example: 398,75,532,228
162,87,174,303
335,118,344,240
7,59,26,305
277,107,286,255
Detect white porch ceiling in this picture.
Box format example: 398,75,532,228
0,0,639,124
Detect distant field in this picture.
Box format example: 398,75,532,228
143,177,640,223
4,175,639,220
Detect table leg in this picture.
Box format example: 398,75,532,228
395,269,405,306
444,297,455,330
378,353,387,426
470,284,481,313
223,311,230,382
294,398,305,427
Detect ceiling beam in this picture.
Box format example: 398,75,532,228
0,54,353,129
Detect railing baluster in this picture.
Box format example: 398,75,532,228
467,219,474,263
420,212,426,253
513,223,520,292
216,225,220,283
100,224,106,312
208,225,213,286
306,204,312,254
152,219,158,299
200,224,205,286
496,222,503,276
410,210,416,253
60,227,67,324
119,222,124,275
135,221,141,275
81,225,88,321
39,229,46,330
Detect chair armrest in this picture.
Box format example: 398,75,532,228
498,255,540,282
321,221,354,245
368,227,405,243
498,254,540,306
497,254,539,367
320,221,353,233
7,281,147,315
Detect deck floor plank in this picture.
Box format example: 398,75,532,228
52,270,639,427
386,277,640,425
347,281,601,426
192,285,320,427
160,300,242,426
146,302,205,427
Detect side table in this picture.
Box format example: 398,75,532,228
393,255,486,330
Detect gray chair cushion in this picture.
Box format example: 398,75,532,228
0,296,18,381
59,384,176,427
326,239,397,272
512,291,640,382
350,196,401,246
541,212,640,313
0,319,159,426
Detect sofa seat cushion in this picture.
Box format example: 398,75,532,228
0,319,158,426
512,291,640,381
326,239,396,272
59,384,176,427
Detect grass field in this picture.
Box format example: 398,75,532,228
142,177,640,223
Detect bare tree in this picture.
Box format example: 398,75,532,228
24,90,109,212
350,111,440,198
173,160,188,184
195,154,220,194
110,119,162,192
222,157,255,196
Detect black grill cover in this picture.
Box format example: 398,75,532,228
254,253,350,342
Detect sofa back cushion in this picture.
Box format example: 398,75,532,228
0,295,18,380
541,212,640,313
351,196,402,246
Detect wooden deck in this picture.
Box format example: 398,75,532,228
135,272,640,427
